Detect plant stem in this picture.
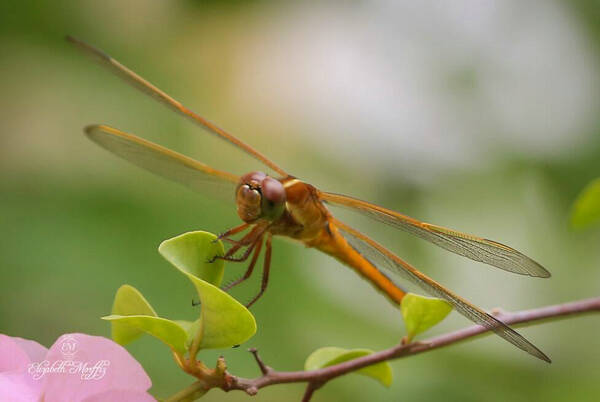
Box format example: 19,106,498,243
223,296,600,398
164,381,207,402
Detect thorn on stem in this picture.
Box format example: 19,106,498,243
216,356,227,375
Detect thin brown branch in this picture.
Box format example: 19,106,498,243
248,348,272,375
301,382,322,402
222,296,600,398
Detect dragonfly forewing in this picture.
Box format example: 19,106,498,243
67,35,288,177
320,192,550,278
86,124,239,200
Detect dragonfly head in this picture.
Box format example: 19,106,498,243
236,171,286,223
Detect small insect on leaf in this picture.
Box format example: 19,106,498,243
305,347,392,387
570,178,600,229
401,293,453,342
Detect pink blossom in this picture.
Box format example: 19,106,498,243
0,333,154,402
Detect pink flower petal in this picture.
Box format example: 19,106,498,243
12,337,49,364
41,333,151,402
0,335,47,400
82,389,156,402
0,371,43,402
0,334,42,372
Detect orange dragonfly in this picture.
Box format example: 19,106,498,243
67,36,551,363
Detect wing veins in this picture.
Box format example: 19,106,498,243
85,124,239,198
331,218,550,363
67,35,287,176
320,191,550,278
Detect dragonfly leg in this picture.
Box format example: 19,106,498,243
215,224,269,262
245,233,272,308
217,241,245,260
210,225,261,263
216,223,255,248
222,237,264,291
215,223,250,242
220,238,260,263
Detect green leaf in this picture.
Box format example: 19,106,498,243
173,319,196,334
102,314,189,354
304,347,392,387
158,231,225,286
173,319,202,350
185,274,256,349
571,178,600,229
159,231,256,349
401,293,453,340
110,285,157,345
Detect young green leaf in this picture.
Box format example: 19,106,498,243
304,347,392,387
158,231,225,286
174,319,202,350
173,319,196,335
401,293,453,341
102,314,189,354
110,285,157,345
159,231,256,349
104,232,255,353
185,274,256,349
571,178,600,229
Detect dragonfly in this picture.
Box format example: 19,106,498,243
67,36,551,363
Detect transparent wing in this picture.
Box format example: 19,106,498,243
67,36,288,177
331,218,551,363
85,124,239,199
320,192,549,278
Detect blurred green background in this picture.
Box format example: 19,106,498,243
1,1,600,401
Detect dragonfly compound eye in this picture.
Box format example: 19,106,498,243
236,184,262,222
260,177,286,220
240,171,267,186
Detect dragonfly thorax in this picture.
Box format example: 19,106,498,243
236,171,286,223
